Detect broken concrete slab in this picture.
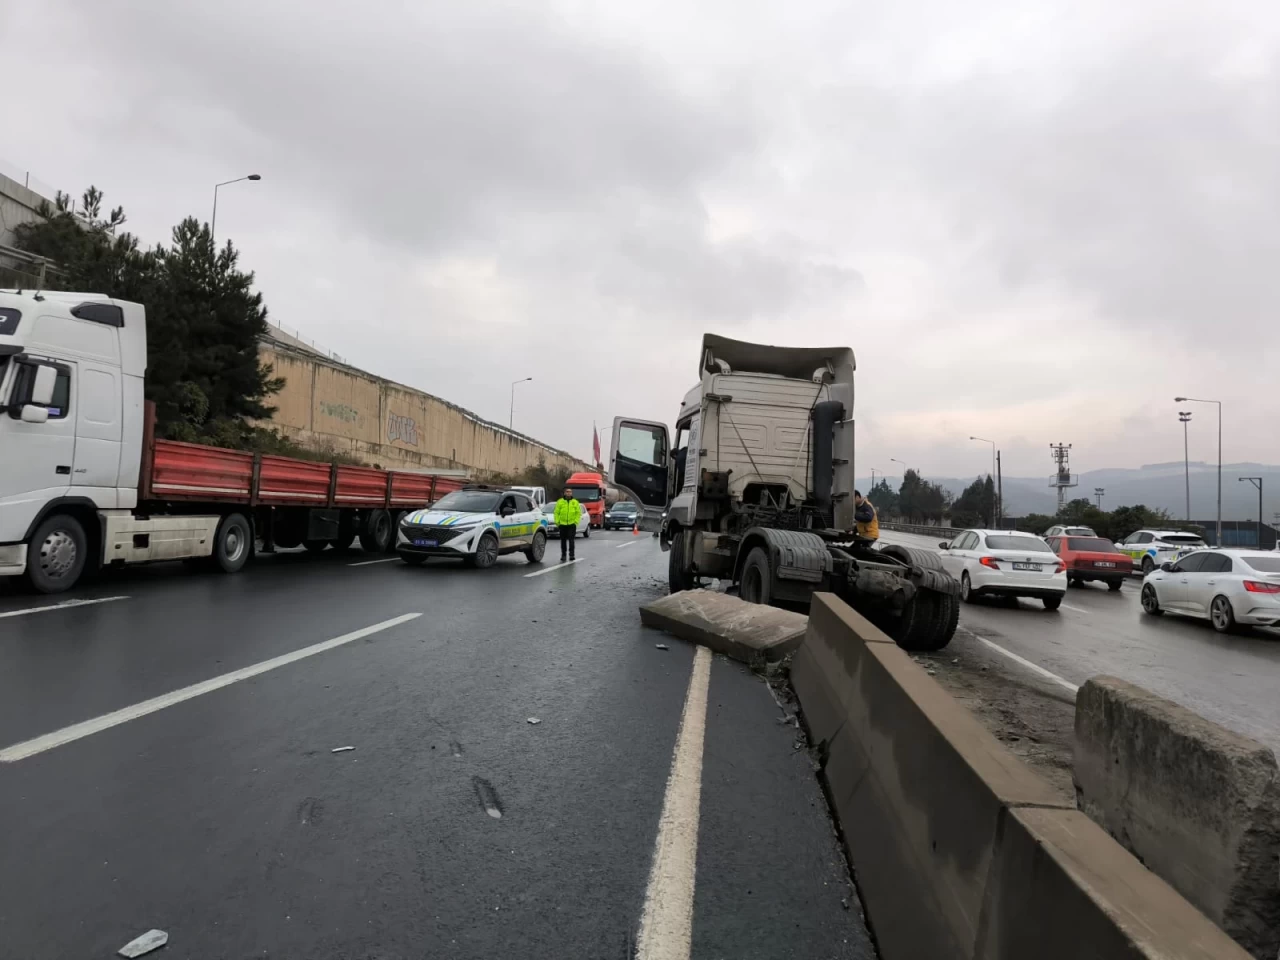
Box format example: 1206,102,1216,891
639,590,806,663
1074,676,1280,959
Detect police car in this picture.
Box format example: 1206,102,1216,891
1116,528,1208,575
396,485,548,568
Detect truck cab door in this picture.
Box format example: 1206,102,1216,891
610,417,670,511
70,359,123,504
0,356,76,540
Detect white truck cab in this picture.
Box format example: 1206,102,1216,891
0,290,224,591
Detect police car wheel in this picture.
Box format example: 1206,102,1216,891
472,532,500,569
526,531,546,564
1141,556,1154,575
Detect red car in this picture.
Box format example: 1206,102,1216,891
1046,535,1132,590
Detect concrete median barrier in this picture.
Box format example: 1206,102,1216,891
638,590,806,663
791,593,1252,960
1074,676,1280,958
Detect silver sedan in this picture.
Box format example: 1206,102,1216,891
1140,549,1280,632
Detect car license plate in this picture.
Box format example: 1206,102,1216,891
1094,561,1116,568
1013,562,1040,571
413,539,438,548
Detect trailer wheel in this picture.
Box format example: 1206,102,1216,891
359,509,393,554
213,513,252,574
26,514,88,595
332,513,359,553
892,593,951,652
668,531,696,593
739,547,773,605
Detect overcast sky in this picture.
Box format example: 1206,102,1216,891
5,0,1278,480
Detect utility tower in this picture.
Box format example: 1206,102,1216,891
1049,443,1077,513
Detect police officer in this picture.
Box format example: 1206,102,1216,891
554,486,583,561
853,490,879,542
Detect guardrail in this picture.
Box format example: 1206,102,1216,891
879,521,955,540
789,593,1249,959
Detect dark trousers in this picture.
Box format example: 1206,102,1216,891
558,525,577,559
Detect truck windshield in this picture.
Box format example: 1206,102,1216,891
430,490,502,513
569,486,602,502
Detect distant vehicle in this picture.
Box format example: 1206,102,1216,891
566,471,607,528
1045,535,1132,591
938,529,1067,610
1044,524,1097,538
604,501,639,530
510,485,546,507
397,487,546,568
1140,549,1280,632
1116,529,1208,575
540,501,590,538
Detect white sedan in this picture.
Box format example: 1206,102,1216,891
938,529,1067,610
540,501,590,538
1140,549,1280,632
397,487,547,568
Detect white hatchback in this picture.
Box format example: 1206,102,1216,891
938,529,1067,610
1140,549,1280,632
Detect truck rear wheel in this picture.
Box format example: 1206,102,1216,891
213,513,252,574
332,513,358,553
360,510,393,554
26,514,88,595
739,547,773,605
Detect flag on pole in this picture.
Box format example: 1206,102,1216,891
592,422,602,466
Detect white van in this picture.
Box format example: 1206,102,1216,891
510,486,546,507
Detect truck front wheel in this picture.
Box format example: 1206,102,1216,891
668,531,695,593
213,513,252,574
739,547,773,605
27,514,88,594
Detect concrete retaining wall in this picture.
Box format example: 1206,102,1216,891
1074,676,1280,958
790,593,1250,959
258,338,589,479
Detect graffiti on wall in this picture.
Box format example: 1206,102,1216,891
319,401,360,424
387,412,420,446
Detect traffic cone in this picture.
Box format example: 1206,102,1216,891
632,517,640,535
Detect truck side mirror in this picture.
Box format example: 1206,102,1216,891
30,364,57,406
20,404,50,424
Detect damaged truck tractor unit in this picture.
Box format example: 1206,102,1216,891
609,333,959,651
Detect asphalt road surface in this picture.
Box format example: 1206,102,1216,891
0,532,871,960
880,529,1280,750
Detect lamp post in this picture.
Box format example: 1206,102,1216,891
211,174,261,239
1178,411,1192,521
1175,397,1221,546
969,436,998,525
1094,487,1105,509
1239,477,1263,548
509,377,532,430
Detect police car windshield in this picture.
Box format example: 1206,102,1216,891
431,490,502,513
1163,534,1205,545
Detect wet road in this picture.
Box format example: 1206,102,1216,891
881,530,1280,750
0,533,870,960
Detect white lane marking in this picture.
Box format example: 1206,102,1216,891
636,644,712,960
0,613,422,763
1060,603,1090,614
347,557,401,567
965,631,1079,694
0,596,130,620
616,540,637,549
524,558,583,578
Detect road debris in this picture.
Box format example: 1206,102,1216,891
330,746,355,753
118,929,168,957
655,643,669,650
526,718,541,725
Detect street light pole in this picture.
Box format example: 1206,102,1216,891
1178,411,1192,521
509,377,532,429
1175,397,1221,545
1094,487,1105,509
970,436,997,525
211,174,262,240
1240,477,1263,548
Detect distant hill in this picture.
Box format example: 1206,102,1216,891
859,461,1280,521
